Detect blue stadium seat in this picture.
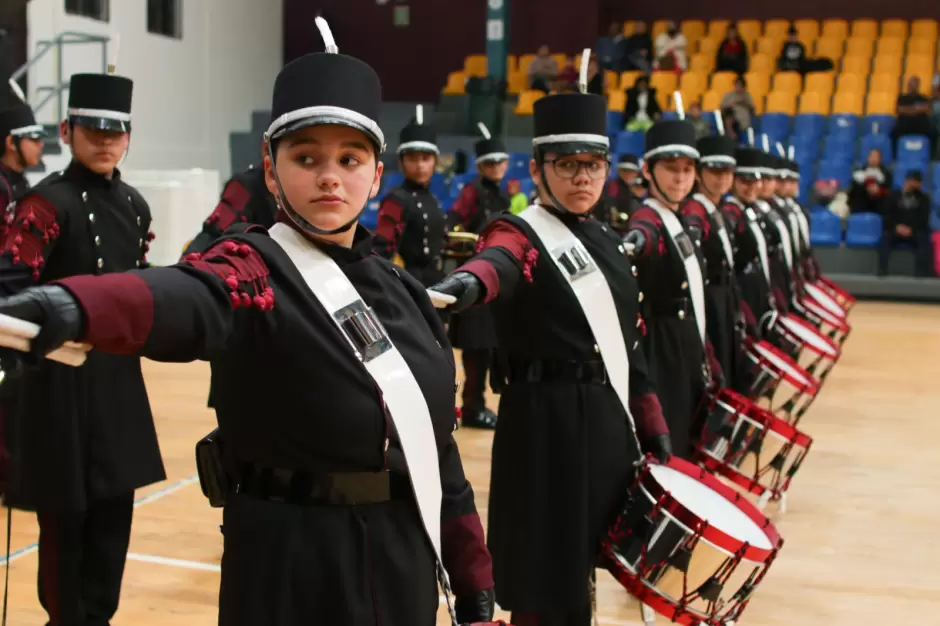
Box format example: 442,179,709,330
844,212,883,248
857,133,893,166
932,163,940,194
798,179,812,203
808,204,830,213
822,135,854,160
504,177,536,198
382,172,404,192
615,131,645,156
816,159,852,188
827,114,859,140
793,114,826,141
892,163,926,188
662,111,680,121
360,199,381,230
809,210,843,247
449,171,477,196
757,113,791,143
790,134,819,162
429,173,449,198
861,115,895,138
895,134,931,167
606,111,625,134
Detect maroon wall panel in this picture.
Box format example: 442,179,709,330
284,0,599,102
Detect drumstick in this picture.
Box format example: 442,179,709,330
426,289,457,309
0,313,90,367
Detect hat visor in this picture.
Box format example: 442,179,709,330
70,115,131,133
272,114,383,152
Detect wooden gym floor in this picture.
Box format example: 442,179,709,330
1,301,939,625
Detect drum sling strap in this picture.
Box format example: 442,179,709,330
267,223,458,626
692,193,735,269
756,200,794,271
518,205,644,458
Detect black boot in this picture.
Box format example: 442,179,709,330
462,407,498,429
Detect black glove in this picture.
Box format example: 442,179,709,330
622,229,646,257
430,271,483,313
648,433,672,464
455,588,495,624
0,286,84,364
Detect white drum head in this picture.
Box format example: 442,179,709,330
780,316,838,357
752,341,811,387
649,465,772,549
804,283,845,318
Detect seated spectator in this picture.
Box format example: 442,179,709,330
720,106,741,141
528,45,559,92
621,21,653,72
777,27,806,73
878,170,932,277
848,148,891,214
506,179,529,215
930,81,940,158
586,55,605,95
555,64,578,93
720,76,756,130
715,24,749,74
892,76,939,156
596,23,624,72
624,75,660,131
930,191,940,276
653,21,687,72
687,101,711,139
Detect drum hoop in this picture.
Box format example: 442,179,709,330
778,314,840,359
697,452,769,497
641,457,783,560
817,276,855,306
608,573,717,626
801,297,850,332
804,283,848,320
746,339,820,395
715,387,810,444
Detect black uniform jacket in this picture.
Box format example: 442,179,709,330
373,179,446,287
182,164,277,256
1,162,30,240
51,216,492,625
0,161,165,512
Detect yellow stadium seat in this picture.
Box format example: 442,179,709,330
906,54,934,75
752,94,765,115
507,71,526,95
650,71,678,95
749,53,773,73
701,89,722,111
620,71,641,90
902,73,933,96
622,21,635,36
869,73,899,94
756,36,783,58
881,19,908,39
652,20,670,39
697,38,719,56
877,37,904,56
832,91,863,115
821,20,849,40
836,73,864,94
442,71,466,95
681,20,706,41
689,53,715,74
506,56,518,75
872,55,902,74
464,55,487,77
679,72,708,99
710,72,737,94
841,56,870,75
907,38,936,58
551,54,568,70
604,70,618,93
744,71,771,96
794,19,819,42
845,37,874,57
654,89,671,111
773,71,803,94
737,20,762,42
764,20,790,40
608,90,626,112
911,19,938,40
519,54,536,74
514,90,545,115
851,19,878,38
766,91,797,115
805,72,835,96
799,91,830,115
866,91,896,115
707,20,730,40
814,38,843,61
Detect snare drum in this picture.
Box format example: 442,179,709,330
744,338,819,424
815,276,855,311
602,456,783,626
697,389,813,507
803,281,849,321
793,294,851,347
442,230,480,274
768,313,841,382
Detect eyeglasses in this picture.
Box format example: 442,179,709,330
546,158,610,180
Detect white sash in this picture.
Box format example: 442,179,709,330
792,202,811,251
756,199,794,271
736,200,772,285
784,203,803,257
267,223,454,618
646,199,706,344
517,205,642,455
692,193,734,269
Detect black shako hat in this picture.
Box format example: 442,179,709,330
474,122,507,163
0,104,44,140
644,119,699,161
617,154,640,170
697,135,737,169
781,158,800,179
532,92,609,155
265,25,384,152
734,147,764,179
67,73,133,132
397,105,438,156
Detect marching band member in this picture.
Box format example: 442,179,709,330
679,134,745,391
373,107,446,287
0,69,167,626
751,149,793,313
445,124,511,430
599,153,643,231
621,119,723,459
0,23,496,626
0,88,45,240
430,85,669,625
183,163,277,255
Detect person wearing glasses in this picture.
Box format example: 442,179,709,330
429,91,669,625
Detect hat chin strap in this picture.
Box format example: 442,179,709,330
534,148,593,218
647,158,684,207
267,140,373,237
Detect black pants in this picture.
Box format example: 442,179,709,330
37,492,135,626
511,605,592,626
461,349,490,414
878,229,932,277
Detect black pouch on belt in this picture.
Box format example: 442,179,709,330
195,428,232,508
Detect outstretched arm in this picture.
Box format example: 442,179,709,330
183,178,254,256
459,219,538,304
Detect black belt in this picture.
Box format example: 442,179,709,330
644,296,693,318
507,359,608,384
236,464,411,506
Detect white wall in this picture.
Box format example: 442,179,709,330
26,0,283,180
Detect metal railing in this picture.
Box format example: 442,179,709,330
10,31,112,122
